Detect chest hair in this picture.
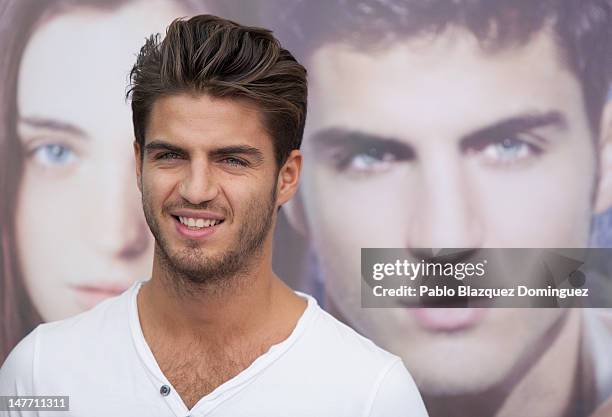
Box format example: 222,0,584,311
153,337,272,409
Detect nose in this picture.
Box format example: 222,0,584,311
178,157,219,205
89,157,151,260
406,151,484,251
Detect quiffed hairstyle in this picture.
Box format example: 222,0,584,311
127,14,307,167
274,0,612,137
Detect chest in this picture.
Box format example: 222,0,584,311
153,342,266,410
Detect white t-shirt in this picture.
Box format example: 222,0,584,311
0,281,428,417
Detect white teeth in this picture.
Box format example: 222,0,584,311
178,216,221,229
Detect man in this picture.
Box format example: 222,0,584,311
0,14,428,417
271,1,612,416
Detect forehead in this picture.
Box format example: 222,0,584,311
17,0,189,133
306,27,587,141
147,94,272,150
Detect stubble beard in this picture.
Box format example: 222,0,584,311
142,185,277,297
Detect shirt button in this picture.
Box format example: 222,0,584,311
160,385,171,396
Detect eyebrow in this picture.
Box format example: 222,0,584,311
459,110,568,149
209,145,265,164
145,140,265,163
309,128,411,154
309,110,568,153
144,140,186,155
19,116,88,138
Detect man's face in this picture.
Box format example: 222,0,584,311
297,28,598,394
136,94,279,288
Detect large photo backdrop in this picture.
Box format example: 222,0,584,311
2,1,612,416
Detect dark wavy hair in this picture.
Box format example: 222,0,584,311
127,14,307,168
273,0,612,137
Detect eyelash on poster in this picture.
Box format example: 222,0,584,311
330,134,548,170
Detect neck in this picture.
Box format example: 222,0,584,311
494,310,582,417
423,310,582,417
139,237,294,344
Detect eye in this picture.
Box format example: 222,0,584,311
334,141,415,174
29,143,77,167
479,137,542,165
156,152,183,160
343,147,396,172
222,157,247,167
462,132,546,167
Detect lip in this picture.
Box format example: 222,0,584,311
71,283,130,311
410,307,489,332
170,209,225,220
173,215,222,239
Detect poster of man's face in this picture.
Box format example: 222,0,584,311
270,0,612,415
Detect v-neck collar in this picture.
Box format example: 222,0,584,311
127,280,317,416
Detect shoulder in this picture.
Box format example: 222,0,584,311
304,300,398,368
1,285,135,387
295,295,427,415
0,325,40,395
35,286,131,348
367,359,429,417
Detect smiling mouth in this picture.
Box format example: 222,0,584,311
173,216,225,230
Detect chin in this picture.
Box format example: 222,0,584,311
394,332,519,396
411,357,513,396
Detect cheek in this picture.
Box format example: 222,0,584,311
301,166,407,306
16,168,81,270
15,166,85,322
141,170,177,207
304,165,411,247
474,147,594,246
221,169,278,212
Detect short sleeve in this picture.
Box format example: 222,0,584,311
367,359,429,417
0,327,39,416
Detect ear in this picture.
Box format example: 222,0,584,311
133,141,143,193
276,149,302,206
276,150,308,236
